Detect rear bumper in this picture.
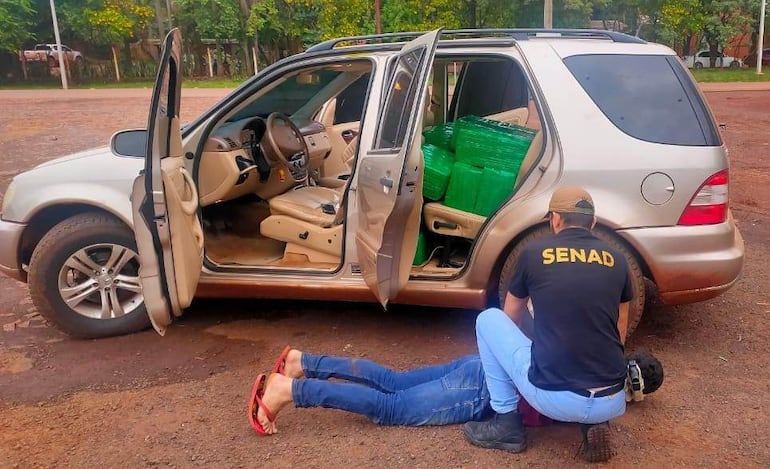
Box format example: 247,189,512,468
618,217,745,305
0,216,26,282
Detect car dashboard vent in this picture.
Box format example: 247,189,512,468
223,137,238,149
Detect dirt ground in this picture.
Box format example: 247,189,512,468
0,87,769,468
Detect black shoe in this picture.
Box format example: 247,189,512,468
579,422,615,463
463,410,527,453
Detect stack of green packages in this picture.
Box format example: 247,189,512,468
413,231,429,265
453,116,536,172
422,144,455,200
474,167,518,216
444,162,483,213
422,122,455,150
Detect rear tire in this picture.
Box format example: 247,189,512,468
28,213,150,339
497,225,645,339
729,60,740,69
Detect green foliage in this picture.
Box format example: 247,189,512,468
176,0,242,41
0,0,35,53
381,0,464,32
60,0,153,45
701,0,758,49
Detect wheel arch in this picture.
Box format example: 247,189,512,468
19,204,132,276
486,221,655,307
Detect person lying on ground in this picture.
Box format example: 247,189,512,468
249,346,663,440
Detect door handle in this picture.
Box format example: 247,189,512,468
380,176,394,188
341,129,358,143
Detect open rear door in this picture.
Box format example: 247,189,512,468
131,28,203,335
356,30,440,307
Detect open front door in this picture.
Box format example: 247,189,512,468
356,30,440,307
131,29,203,335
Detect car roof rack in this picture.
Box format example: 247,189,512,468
306,28,646,52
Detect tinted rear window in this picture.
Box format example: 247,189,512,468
564,54,720,146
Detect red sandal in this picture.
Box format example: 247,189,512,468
247,373,276,435
271,345,292,375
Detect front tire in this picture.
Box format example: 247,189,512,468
694,62,704,69
28,213,150,338
497,225,646,339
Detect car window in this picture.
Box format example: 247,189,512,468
448,59,529,122
229,69,343,122
333,73,370,124
564,54,721,146
374,48,425,150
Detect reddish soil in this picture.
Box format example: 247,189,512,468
1,88,769,468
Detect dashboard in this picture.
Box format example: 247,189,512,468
198,117,332,206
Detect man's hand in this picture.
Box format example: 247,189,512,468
618,302,630,344
503,292,534,338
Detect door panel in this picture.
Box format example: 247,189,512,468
355,30,440,307
130,29,203,335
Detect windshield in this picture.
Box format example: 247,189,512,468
228,69,343,122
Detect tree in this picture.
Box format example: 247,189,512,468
701,0,758,66
658,0,706,54
59,0,153,79
381,0,465,32
0,0,35,54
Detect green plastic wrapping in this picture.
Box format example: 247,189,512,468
422,144,455,200
444,161,483,213
422,123,455,150
413,231,430,265
474,167,517,216
453,116,536,173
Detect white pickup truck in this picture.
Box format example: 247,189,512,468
19,44,83,67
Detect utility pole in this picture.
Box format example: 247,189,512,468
758,0,766,74
374,0,382,34
49,0,68,90
544,0,553,29
165,0,173,31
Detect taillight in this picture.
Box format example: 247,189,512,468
678,170,728,225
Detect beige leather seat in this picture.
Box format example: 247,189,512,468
424,130,543,240
319,135,358,189
260,185,344,264
267,185,341,228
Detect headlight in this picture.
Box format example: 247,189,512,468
1,180,16,215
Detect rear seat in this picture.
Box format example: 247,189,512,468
423,130,542,240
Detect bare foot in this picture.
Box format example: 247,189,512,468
283,349,304,379
257,373,294,435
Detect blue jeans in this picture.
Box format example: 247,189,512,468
476,308,626,424
292,353,490,426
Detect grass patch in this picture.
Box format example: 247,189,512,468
689,68,770,82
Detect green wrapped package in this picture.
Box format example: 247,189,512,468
413,231,430,265
474,167,517,216
422,144,455,200
444,161,483,213
453,116,535,173
422,123,455,150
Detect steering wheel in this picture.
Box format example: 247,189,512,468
263,112,310,183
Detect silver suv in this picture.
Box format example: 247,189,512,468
0,29,744,338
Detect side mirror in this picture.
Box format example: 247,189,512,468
110,129,147,157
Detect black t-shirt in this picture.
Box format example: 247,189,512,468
509,228,633,391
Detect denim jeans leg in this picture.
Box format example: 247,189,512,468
302,353,480,393
475,308,627,423
475,308,533,413
293,357,490,426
